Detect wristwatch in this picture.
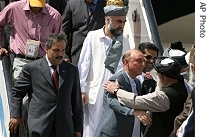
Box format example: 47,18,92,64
114,88,119,96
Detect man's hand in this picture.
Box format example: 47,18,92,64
144,72,153,80
81,92,88,107
8,117,22,133
0,48,8,60
75,131,81,137
133,110,151,125
103,79,120,94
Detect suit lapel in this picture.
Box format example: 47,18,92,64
58,62,67,89
121,70,132,92
39,58,54,88
134,78,141,95
80,0,89,20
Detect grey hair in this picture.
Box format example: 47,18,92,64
45,33,67,48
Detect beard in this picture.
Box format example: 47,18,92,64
155,75,163,91
188,66,195,87
108,22,123,36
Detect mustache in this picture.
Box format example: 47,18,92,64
117,27,123,30
56,56,63,59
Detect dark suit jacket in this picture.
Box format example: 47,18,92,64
9,57,83,137
47,0,67,15
62,0,106,64
94,70,144,137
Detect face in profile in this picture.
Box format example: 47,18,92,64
143,49,158,72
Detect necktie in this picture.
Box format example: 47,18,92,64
52,65,59,92
88,3,94,22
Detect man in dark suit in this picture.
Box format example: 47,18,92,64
62,0,106,64
94,49,151,137
8,33,83,137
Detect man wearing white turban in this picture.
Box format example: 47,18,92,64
77,0,132,136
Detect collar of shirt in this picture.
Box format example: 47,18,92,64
98,27,115,53
125,71,136,85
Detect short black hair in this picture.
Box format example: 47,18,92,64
138,42,159,55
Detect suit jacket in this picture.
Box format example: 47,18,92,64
141,79,157,95
94,70,144,137
47,0,67,15
10,57,83,137
62,0,106,64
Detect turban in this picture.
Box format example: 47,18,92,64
163,41,188,68
104,0,129,16
154,56,181,80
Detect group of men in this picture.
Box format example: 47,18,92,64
0,0,195,137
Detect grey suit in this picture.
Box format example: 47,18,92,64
62,0,106,64
10,57,83,137
94,70,144,137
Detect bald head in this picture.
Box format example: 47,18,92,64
123,49,145,78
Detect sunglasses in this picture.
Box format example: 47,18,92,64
144,55,157,61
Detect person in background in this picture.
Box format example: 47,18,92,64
103,56,188,137
77,0,131,136
0,0,62,81
62,0,106,64
137,42,159,95
0,0,62,136
137,42,159,82
94,49,150,137
8,33,83,137
163,41,192,94
169,44,195,137
8,0,67,15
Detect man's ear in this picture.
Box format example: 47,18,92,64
45,47,48,52
124,58,129,65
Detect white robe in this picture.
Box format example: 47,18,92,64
78,28,131,137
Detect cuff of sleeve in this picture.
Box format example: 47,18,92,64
129,109,134,115
81,87,85,93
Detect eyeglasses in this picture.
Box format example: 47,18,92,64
144,55,157,61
